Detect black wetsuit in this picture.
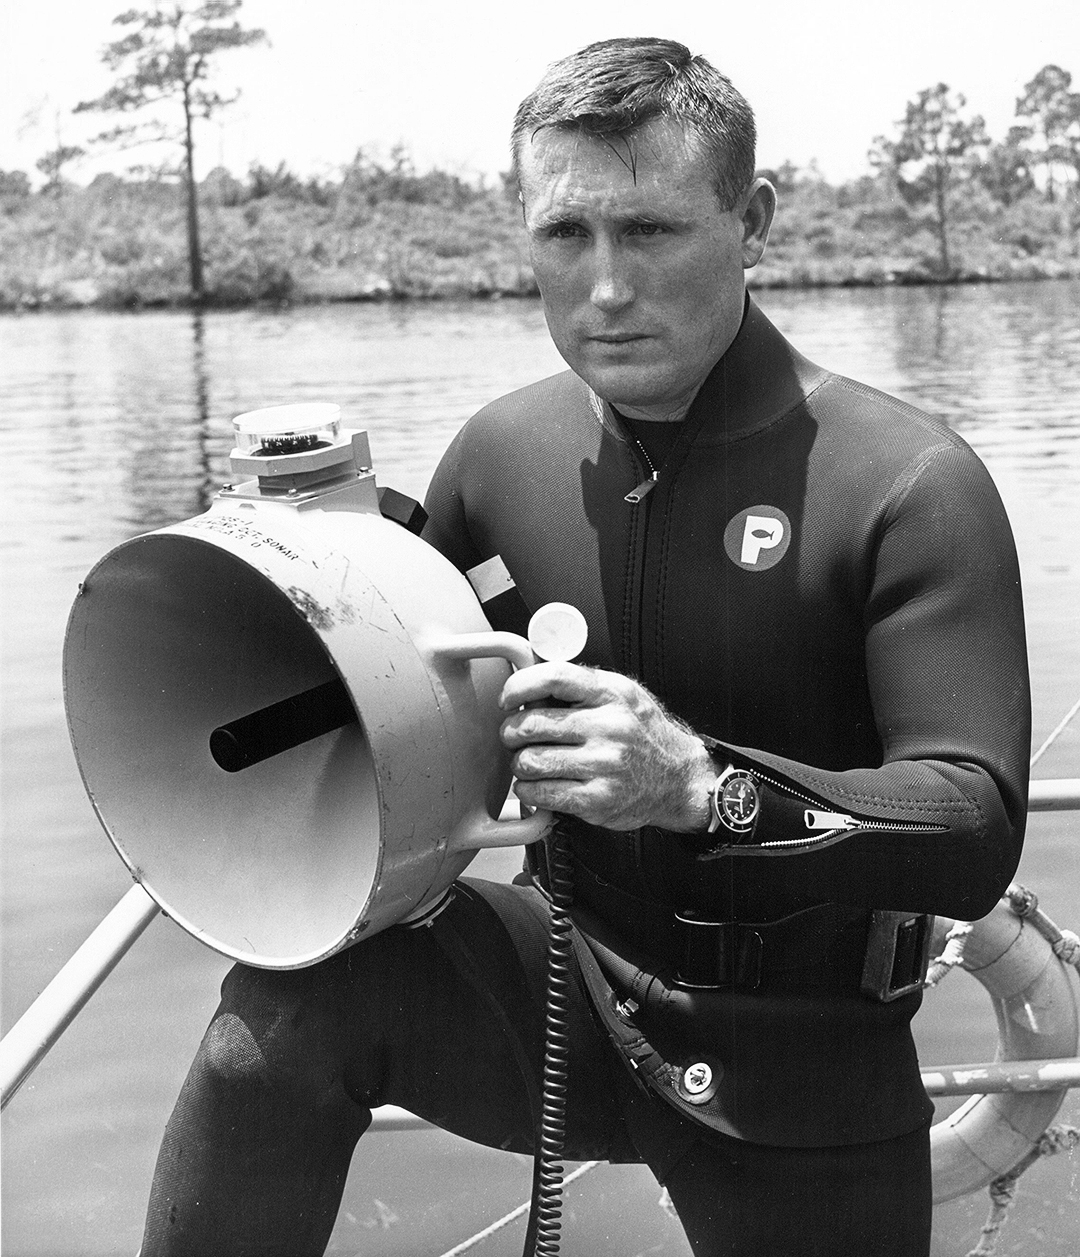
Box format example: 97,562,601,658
141,300,1029,1257
422,296,1030,1146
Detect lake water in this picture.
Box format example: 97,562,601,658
2,282,1079,1256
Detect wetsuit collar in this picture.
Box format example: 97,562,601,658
591,296,829,445
687,296,830,443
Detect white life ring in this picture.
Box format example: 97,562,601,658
928,896,1079,1203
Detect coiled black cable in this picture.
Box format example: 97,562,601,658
522,821,575,1257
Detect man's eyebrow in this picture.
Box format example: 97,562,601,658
530,206,683,229
529,208,583,231
622,209,671,225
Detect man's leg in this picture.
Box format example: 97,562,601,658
141,879,626,1256
620,1080,933,1257
140,953,369,1256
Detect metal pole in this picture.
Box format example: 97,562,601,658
921,1057,1080,1097
0,884,160,1110
1028,778,1080,811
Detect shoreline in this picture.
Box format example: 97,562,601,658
3,266,1079,314
5,163,1077,313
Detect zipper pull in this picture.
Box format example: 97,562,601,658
625,472,658,504
804,809,859,832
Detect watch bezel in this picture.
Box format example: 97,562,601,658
709,766,761,836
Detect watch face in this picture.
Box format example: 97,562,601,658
717,772,760,834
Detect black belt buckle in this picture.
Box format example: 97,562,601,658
860,911,933,1002
674,912,763,990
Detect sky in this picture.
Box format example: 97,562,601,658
3,0,1079,188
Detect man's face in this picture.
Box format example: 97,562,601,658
519,118,772,421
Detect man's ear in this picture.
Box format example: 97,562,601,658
740,178,776,269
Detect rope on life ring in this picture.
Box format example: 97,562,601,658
927,884,1080,1206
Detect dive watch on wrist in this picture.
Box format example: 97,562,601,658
707,765,762,837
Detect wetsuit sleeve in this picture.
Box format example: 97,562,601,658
421,425,485,574
707,443,1030,923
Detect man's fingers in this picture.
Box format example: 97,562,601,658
510,741,608,781
502,706,639,762
499,660,615,710
513,775,606,815
501,705,583,749
512,776,639,831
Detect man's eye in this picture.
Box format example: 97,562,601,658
546,222,583,239
629,223,665,237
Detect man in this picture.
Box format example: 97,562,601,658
141,37,1029,1256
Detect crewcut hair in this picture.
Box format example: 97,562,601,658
511,37,757,210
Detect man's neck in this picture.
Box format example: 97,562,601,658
614,395,698,424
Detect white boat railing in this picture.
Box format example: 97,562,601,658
1028,778,1080,810
2,778,1079,1116
0,884,159,1110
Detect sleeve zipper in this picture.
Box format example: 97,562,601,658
737,767,950,851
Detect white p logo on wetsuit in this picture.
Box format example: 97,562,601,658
723,506,792,571
741,515,784,565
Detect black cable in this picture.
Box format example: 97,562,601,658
522,822,575,1257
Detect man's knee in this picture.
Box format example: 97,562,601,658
201,961,356,1091
199,1010,274,1088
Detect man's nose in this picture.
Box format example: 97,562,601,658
589,240,633,313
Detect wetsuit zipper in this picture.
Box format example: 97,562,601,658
743,766,949,851
623,433,663,891
622,430,670,691
618,412,690,687
624,436,659,503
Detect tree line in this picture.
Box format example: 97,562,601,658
2,1,1078,307
867,69,1080,276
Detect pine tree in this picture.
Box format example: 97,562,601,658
871,84,989,277
75,2,267,302
1015,65,1080,202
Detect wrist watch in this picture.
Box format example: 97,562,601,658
707,764,762,837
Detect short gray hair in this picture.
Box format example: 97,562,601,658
511,37,757,210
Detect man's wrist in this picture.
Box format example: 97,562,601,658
705,764,762,837
680,737,721,833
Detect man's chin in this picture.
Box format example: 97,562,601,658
572,362,673,413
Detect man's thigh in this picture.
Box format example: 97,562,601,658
646,1115,933,1257
366,878,631,1160
216,876,628,1160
